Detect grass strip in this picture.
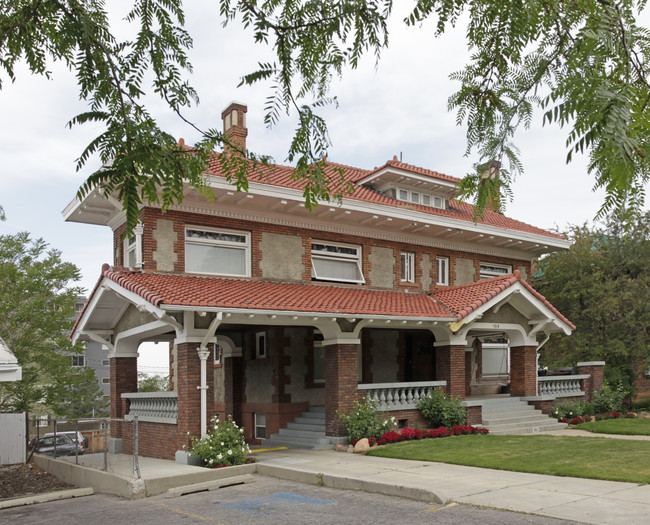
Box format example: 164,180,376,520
366,435,650,484
576,418,650,436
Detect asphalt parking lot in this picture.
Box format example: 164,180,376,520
0,474,576,525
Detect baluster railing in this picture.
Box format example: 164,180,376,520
121,392,178,424
537,375,589,397
358,381,447,411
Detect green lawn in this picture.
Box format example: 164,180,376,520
576,418,650,436
366,435,650,484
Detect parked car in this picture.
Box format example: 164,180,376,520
32,435,84,457
43,431,87,449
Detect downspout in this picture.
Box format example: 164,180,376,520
198,312,223,438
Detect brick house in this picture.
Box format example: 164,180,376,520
65,102,598,460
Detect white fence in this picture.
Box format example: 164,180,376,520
358,381,447,411
0,412,26,465
538,375,589,397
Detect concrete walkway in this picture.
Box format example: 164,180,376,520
255,449,650,525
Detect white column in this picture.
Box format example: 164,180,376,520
197,348,210,438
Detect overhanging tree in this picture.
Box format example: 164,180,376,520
0,232,102,416
2,1,650,233
535,214,650,392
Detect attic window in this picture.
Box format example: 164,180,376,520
396,187,445,209
480,262,511,279
311,241,365,284
123,223,144,268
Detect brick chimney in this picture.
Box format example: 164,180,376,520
221,102,248,152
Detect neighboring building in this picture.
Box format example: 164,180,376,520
72,298,111,398
0,336,22,383
64,102,594,460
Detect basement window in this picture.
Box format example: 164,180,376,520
254,413,266,439
311,241,365,284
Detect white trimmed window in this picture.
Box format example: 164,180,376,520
436,256,449,286
401,252,415,283
185,227,250,277
71,355,85,367
254,413,266,439
123,223,144,268
311,241,365,284
396,187,445,210
255,332,267,359
480,262,512,279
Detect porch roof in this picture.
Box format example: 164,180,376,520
72,265,574,338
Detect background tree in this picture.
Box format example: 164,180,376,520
0,232,100,415
2,1,649,234
50,380,110,419
535,214,650,392
137,373,170,393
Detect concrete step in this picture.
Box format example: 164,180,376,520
308,406,326,413
286,421,325,432
278,428,326,439
293,416,325,426
300,411,326,420
262,434,332,449
488,422,568,435
485,417,564,431
482,413,547,425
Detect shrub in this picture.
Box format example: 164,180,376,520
631,396,650,411
593,383,627,414
552,399,590,420
417,388,467,428
189,416,251,467
337,398,396,442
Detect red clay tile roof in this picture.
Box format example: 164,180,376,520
205,154,564,240
432,271,575,329
100,270,453,318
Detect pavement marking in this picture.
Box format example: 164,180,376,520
153,502,226,523
251,447,288,453
424,502,458,513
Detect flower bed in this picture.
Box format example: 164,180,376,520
560,411,638,425
350,424,488,447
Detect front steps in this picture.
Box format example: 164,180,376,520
261,406,333,450
477,397,567,435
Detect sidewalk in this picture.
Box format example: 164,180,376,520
255,448,650,525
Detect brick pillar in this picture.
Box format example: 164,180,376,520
465,350,472,396
176,342,203,449
271,328,291,403
510,346,537,397
577,361,605,402
110,357,137,420
325,343,361,437
435,345,466,399
224,354,244,424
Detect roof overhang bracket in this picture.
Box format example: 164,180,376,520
200,312,223,350
77,330,114,350
493,290,520,314
528,319,553,338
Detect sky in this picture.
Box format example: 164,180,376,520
1,3,648,371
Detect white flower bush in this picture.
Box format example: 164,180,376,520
189,415,252,467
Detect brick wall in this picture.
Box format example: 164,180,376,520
379,409,428,429
116,207,532,293
121,421,179,460
175,342,206,450
109,357,137,439
634,370,650,401
528,399,554,416
467,406,482,425
240,401,309,445
223,355,244,423
325,344,362,436
435,345,466,398
270,328,292,403
510,346,537,397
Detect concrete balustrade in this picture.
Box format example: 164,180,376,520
358,381,447,411
121,392,178,424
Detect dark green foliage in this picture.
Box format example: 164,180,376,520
552,400,593,420
3,1,650,231
631,396,650,410
536,213,650,393
0,232,101,415
417,388,467,428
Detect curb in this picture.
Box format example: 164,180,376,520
0,487,94,509
165,474,256,498
256,463,449,504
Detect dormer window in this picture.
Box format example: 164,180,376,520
396,187,445,210
480,262,511,279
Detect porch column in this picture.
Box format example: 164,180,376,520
435,345,466,399
223,350,244,425
510,345,537,397
176,342,204,444
577,361,605,402
109,357,137,420
324,342,361,437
